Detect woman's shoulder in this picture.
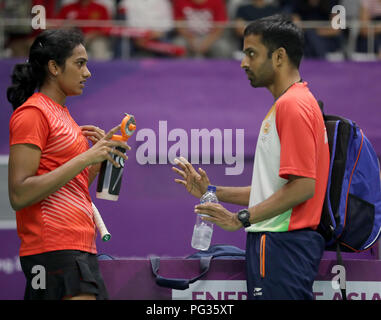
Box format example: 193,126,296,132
10,93,49,126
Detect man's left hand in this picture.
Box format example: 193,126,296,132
194,203,242,232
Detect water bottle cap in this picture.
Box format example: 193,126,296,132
207,185,217,192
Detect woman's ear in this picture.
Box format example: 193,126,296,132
47,60,59,76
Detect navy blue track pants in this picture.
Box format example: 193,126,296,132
245,229,325,300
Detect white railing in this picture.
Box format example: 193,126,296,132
0,18,380,59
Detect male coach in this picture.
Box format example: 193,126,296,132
173,14,330,300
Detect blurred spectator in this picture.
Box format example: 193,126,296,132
234,0,280,40
278,0,298,13
118,0,174,57
0,0,33,57
227,0,248,19
29,1,63,45
338,0,361,58
292,0,342,58
33,0,61,18
359,0,381,58
339,0,361,20
173,0,232,58
60,0,116,17
57,0,112,60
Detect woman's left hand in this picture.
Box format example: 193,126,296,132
80,125,106,145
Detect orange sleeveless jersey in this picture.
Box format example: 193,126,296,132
9,93,97,256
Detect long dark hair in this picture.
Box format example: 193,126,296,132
244,14,304,69
7,28,84,110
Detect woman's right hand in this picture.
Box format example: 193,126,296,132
172,157,210,199
8,124,131,211
83,125,131,168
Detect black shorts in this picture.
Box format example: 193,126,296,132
20,250,109,300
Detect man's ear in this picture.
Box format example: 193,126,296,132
272,47,287,67
47,60,59,76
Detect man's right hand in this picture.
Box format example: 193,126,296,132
172,157,210,199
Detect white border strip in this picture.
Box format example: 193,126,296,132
0,220,16,229
0,155,8,165
0,154,16,229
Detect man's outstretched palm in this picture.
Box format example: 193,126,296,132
172,157,210,199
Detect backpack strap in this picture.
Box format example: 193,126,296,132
336,244,347,300
150,245,245,290
150,255,212,290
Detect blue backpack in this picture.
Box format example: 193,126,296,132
317,101,381,253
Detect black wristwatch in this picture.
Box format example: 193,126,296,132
237,209,251,228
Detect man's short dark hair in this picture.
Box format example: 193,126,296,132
244,14,304,69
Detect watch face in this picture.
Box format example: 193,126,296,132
238,210,250,227
239,210,248,219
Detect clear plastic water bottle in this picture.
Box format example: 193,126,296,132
191,185,218,251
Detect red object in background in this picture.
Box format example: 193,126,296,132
173,0,228,25
32,0,59,18
108,27,186,57
56,0,110,35
141,40,187,57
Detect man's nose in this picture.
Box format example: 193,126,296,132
241,55,249,69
